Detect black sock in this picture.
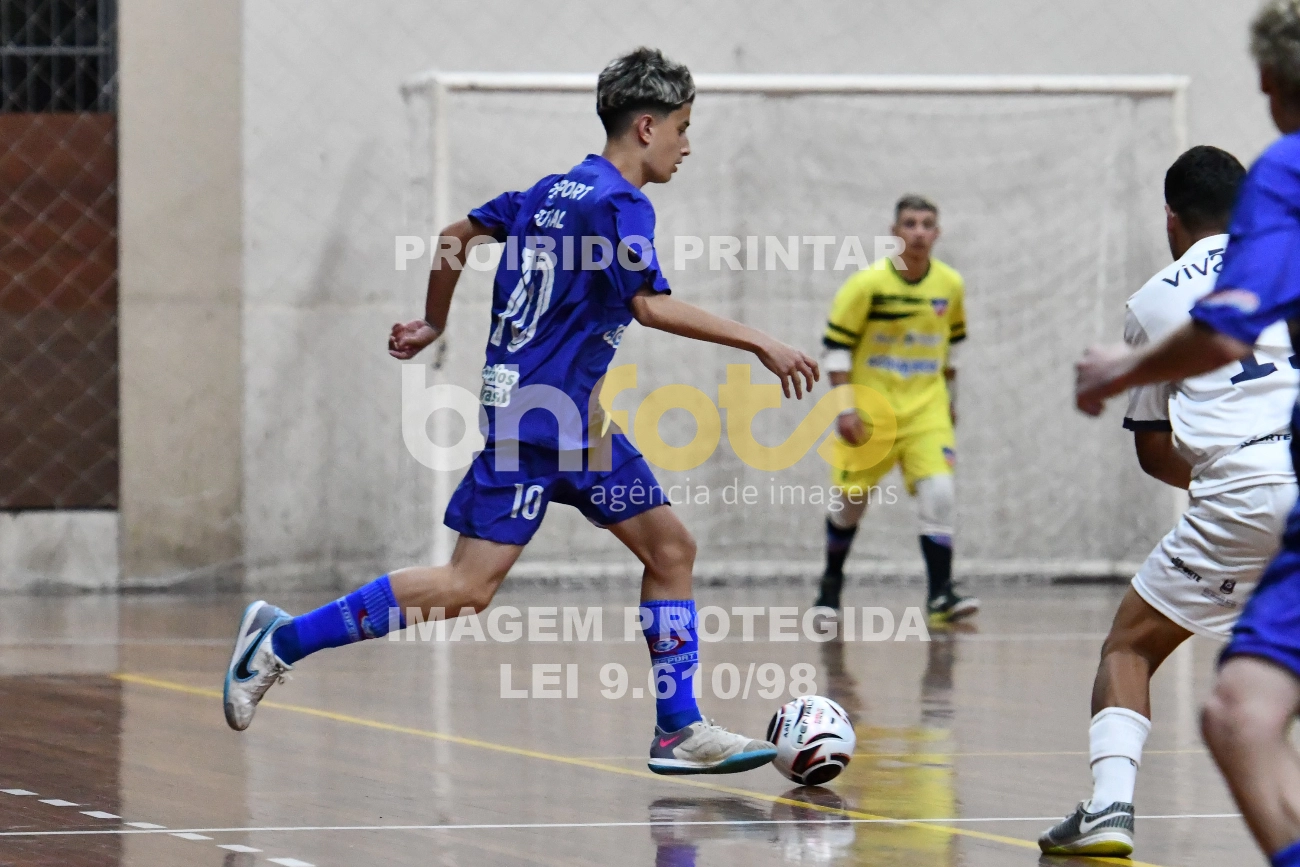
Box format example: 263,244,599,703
817,518,858,606
825,518,858,578
920,534,953,601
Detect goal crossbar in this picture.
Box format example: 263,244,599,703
402,71,1189,98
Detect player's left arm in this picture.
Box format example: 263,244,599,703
946,278,967,425
629,288,820,399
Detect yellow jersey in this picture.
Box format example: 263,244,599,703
824,257,966,426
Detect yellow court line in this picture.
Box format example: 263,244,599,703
114,672,1170,867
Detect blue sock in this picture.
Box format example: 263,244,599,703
1274,838,1300,867
656,843,697,867
271,575,405,665
642,599,704,733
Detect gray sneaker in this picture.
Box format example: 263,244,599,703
223,601,293,731
1038,801,1134,856
648,720,776,775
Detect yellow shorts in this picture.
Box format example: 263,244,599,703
830,423,955,496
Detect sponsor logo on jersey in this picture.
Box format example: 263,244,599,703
480,364,521,407
1198,288,1260,314
867,355,941,376
603,324,627,349
1220,579,1237,595
1162,248,1226,286
930,298,949,316
1170,556,1206,583
902,331,943,347
1242,432,1292,448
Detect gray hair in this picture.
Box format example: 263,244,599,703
895,194,939,220
1252,0,1300,98
596,48,695,135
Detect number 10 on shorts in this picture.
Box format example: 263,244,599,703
511,484,543,520
600,662,817,700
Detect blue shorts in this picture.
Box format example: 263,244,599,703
1222,547,1300,680
444,434,667,545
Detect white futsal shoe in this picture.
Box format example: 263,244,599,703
223,600,293,731
1038,800,1135,856
648,719,777,775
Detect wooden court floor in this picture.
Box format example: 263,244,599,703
0,583,1260,866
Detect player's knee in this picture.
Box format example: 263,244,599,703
648,527,697,575
829,496,866,528
448,570,505,614
915,474,955,536
1202,680,1283,752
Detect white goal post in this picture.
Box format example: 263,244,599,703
401,71,1190,582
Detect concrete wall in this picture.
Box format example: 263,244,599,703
28,0,1261,593
235,0,1276,588
117,0,244,589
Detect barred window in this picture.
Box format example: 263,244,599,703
1,0,118,509
1,0,116,113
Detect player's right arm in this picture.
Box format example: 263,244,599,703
1132,431,1192,489
1120,308,1191,488
389,217,500,359
822,273,872,444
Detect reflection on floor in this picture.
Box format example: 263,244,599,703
0,584,1248,866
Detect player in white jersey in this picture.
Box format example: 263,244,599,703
1041,146,1300,857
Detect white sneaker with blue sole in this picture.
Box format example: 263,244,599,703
223,601,293,731
648,720,777,775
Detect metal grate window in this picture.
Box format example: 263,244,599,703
0,0,118,509
1,0,116,113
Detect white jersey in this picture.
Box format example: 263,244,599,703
1124,234,1296,498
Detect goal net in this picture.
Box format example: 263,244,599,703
402,72,1187,582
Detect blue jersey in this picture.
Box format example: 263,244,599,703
467,154,671,450
1190,132,1300,546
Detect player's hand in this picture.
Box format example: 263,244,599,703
836,412,867,445
1075,343,1134,416
756,339,820,399
389,320,441,359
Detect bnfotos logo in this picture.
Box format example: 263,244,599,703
402,363,898,473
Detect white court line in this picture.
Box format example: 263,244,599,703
125,822,166,829
0,814,1243,836
219,844,262,853
269,859,316,867
80,811,120,820
0,633,1115,649
0,789,36,796
37,799,78,807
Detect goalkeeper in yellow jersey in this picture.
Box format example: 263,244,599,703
813,195,979,624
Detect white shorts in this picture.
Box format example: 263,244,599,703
1132,482,1297,639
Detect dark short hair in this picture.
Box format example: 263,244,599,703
894,194,938,221
596,47,695,136
1164,146,1246,233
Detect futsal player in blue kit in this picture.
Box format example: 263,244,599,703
222,48,820,775
1075,2,1300,861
